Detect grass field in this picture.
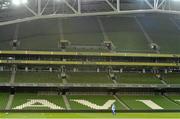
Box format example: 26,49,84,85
1,112,180,119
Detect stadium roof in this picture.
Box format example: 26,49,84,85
0,0,180,26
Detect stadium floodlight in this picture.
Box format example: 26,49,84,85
21,0,27,4
12,0,21,5
56,0,64,2
12,0,27,5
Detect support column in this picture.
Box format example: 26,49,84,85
10,65,16,84
117,0,120,12
114,95,130,110
38,0,41,15
5,94,14,110
62,95,71,110
78,0,81,14
12,23,19,50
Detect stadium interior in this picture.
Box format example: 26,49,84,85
1,0,180,116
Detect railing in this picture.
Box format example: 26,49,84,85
0,83,179,89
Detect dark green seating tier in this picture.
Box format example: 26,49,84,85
163,73,180,84
66,72,113,83
0,71,11,83
15,71,62,83
115,73,162,84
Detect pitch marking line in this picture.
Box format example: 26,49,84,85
0,117,179,119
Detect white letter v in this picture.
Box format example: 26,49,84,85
71,99,116,110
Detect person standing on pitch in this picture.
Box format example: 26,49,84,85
111,103,116,115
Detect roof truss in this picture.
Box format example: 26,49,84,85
0,0,180,26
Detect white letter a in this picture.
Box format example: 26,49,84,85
13,99,64,110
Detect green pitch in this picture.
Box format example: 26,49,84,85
1,112,180,119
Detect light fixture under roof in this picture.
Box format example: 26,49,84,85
12,0,27,6
21,0,27,4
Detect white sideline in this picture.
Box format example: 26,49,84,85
0,117,179,119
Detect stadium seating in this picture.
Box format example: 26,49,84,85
100,16,153,53
15,71,62,83
118,95,180,110
65,47,108,52
17,19,60,50
0,71,11,83
162,73,180,84
63,17,104,46
17,36,60,51
66,72,113,84
166,95,180,105
5,93,180,110
138,14,180,53
0,93,9,110
11,93,65,110
173,18,180,28
0,14,180,54
1,13,180,113
0,24,15,50
13,72,166,84
67,95,125,110
115,73,162,84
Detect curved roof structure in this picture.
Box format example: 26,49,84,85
0,0,180,26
